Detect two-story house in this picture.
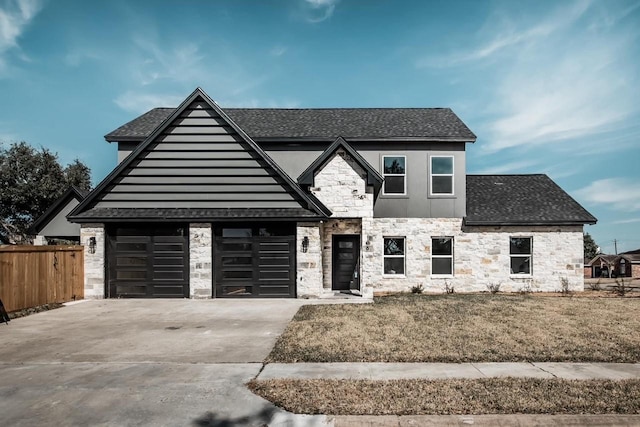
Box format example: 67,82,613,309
68,87,596,299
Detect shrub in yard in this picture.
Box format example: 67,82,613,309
612,277,630,296
588,280,602,291
411,284,424,294
559,277,571,296
518,282,533,295
486,282,501,294
444,282,454,294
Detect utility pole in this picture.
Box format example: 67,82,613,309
614,239,618,255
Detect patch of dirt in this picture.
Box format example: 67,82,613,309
8,302,64,320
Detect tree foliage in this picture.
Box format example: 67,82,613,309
0,141,92,243
584,232,599,261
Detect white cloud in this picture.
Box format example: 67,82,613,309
475,159,538,175
427,0,640,154
270,45,287,57
302,0,338,23
613,218,640,225
574,178,640,212
129,38,205,86
0,0,42,74
114,91,185,114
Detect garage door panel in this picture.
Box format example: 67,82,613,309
107,225,189,298
214,223,295,298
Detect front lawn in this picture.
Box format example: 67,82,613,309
267,294,640,362
249,378,640,415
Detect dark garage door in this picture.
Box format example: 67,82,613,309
214,223,295,298
107,225,189,298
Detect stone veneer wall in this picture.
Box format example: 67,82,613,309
296,222,323,298
361,218,585,293
189,224,212,298
312,149,374,218
80,224,105,299
321,219,362,290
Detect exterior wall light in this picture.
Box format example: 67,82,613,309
88,237,97,254
302,236,309,253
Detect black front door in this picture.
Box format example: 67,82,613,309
332,235,360,291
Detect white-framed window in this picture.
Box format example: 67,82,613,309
510,237,532,275
432,237,453,276
383,237,405,275
430,156,454,195
382,156,406,195
619,259,626,276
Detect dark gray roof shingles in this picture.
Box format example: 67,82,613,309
69,207,325,221
465,174,597,226
105,107,476,142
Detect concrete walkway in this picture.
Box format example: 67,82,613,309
258,362,640,380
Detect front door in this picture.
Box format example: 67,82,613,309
332,235,360,291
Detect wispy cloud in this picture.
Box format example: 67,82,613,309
425,0,639,154
474,159,538,175
270,45,287,57
0,0,42,73
302,0,339,23
575,178,640,212
129,38,205,86
419,0,591,68
613,218,640,225
114,91,184,114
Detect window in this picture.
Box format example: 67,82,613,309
383,237,405,275
430,156,454,195
510,237,532,275
382,156,406,195
619,259,626,276
432,237,453,275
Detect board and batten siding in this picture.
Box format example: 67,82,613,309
94,100,302,209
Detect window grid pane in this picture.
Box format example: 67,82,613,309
510,237,532,275
383,237,405,275
432,237,453,275
430,156,454,195
383,156,406,194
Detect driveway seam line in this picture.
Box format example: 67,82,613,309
531,362,558,378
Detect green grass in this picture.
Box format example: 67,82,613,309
267,294,640,362
249,378,640,415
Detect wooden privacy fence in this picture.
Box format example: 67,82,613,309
0,245,84,312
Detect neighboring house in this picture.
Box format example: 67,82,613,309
588,250,640,278
68,88,596,299
30,186,88,245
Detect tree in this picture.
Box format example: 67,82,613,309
0,141,92,244
584,232,599,261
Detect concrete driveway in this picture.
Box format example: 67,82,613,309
0,299,329,426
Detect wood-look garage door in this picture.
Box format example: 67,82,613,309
213,223,295,298
106,225,189,298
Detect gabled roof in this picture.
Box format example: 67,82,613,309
465,174,597,226
620,250,640,262
586,254,618,266
298,136,384,194
105,107,477,143
29,186,88,234
69,88,331,222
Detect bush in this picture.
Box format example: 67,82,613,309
486,283,501,294
411,284,424,294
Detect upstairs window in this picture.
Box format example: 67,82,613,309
383,237,405,275
430,156,454,195
382,156,406,195
432,237,453,276
510,237,532,275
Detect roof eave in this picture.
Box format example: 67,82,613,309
104,135,477,144
464,219,597,226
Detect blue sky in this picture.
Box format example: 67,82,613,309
0,0,639,253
